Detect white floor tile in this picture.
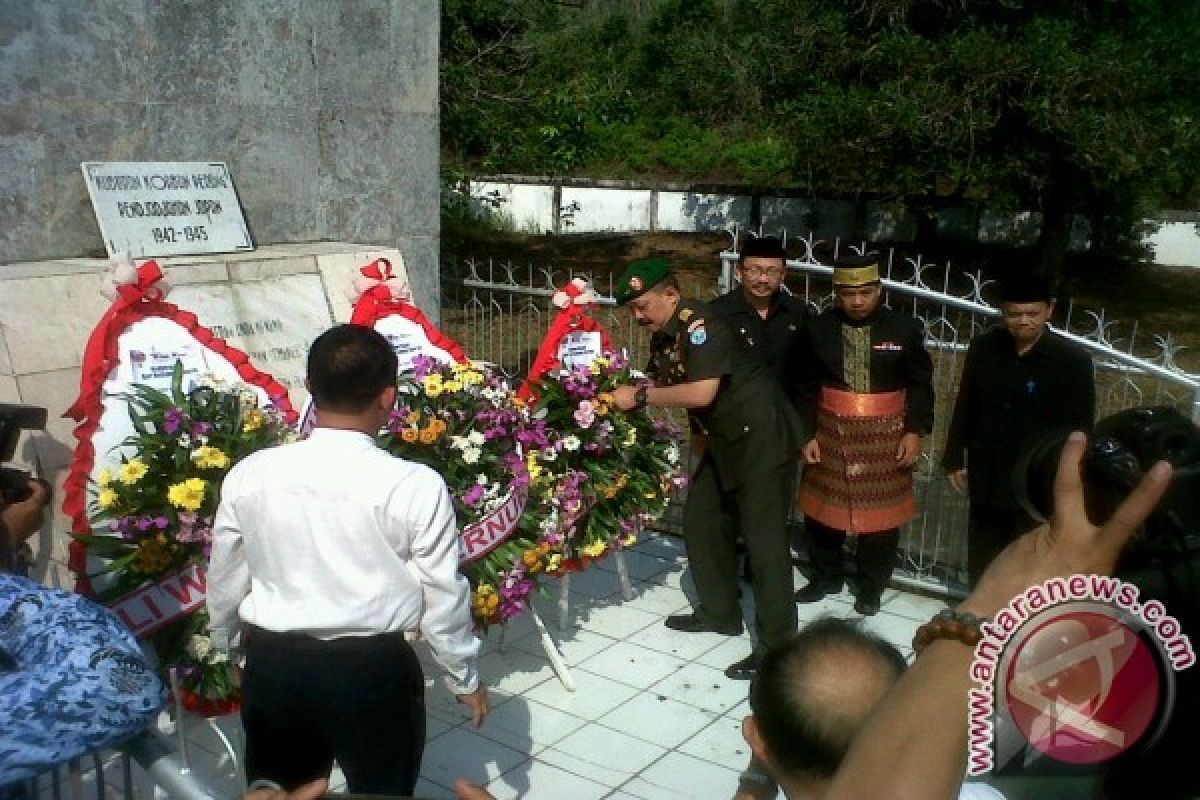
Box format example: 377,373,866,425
487,758,612,800
676,716,754,769
616,775,703,800
860,611,922,657
620,582,695,617
523,669,641,721
475,696,587,750
631,532,688,562
881,589,948,622
592,549,676,582
577,640,688,689
597,693,719,749
695,635,757,671
554,567,624,600
722,698,750,721
635,751,741,797
625,623,740,662
564,600,663,639
413,776,453,798
512,626,620,665
419,727,528,788
546,723,667,787
479,643,560,695
647,663,749,715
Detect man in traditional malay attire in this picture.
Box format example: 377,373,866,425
788,254,934,615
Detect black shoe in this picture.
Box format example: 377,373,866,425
724,652,761,680
854,596,881,616
664,613,743,636
794,581,840,603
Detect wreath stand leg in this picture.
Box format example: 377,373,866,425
614,550,635,601
558,572,572,632
168,668,245,790
530,606,575,692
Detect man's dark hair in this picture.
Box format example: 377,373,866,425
648,273,681,294
749,617,908,782
306,324,398,413
996,271,1056,305
740,235,786,264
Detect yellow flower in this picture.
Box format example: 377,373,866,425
419,427,438,445
119,459,148,485
582,540,606,558
133,538,174,575
191,446,230,470
97,487,119,509
624,428,637,447
167,478,207,511
444,379,464,393
622,534,638,548
423,375,444,396
461,369,484,386
546,553,563,572
242,408,265,433
401,428,419,444
97,468,114,487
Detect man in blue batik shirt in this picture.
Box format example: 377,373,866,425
1,480,166,789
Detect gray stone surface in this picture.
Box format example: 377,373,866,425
0,0,440,308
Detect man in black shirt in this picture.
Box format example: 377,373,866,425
612,258,804,679
708,235,808,384
941,272,1095,588
789,254,935,615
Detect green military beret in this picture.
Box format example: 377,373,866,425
614,257,672,305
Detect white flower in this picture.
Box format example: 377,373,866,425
629,369,647,380
178,433,192,448
238,388,259,409
539,511,559,534
562,435,581,452
450,435,469,450
467,431,486,446
462,446,482,464
539,448,558,462
476,473,488,485
186,635,213,661
209,649,229,665
665,444,680,465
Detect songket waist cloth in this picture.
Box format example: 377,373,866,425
798,387,916,534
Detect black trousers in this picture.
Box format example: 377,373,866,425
804,516,899,602
682,454,797,652
241,627,426,795
967,504,1038,589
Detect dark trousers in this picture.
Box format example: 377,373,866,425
804,516,899,602
242,627,426,795
967,504,1037,589
682,454,797,652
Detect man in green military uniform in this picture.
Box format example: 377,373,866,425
610,258,804,679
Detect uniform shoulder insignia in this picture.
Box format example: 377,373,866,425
688,318,707,345
687,318,706,332
679,308,694,322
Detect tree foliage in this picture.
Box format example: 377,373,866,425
441,0,1200,267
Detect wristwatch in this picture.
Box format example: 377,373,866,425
634,385,649,410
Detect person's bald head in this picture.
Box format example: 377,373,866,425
746,617,907,784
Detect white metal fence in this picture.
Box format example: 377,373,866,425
441,236,1200,598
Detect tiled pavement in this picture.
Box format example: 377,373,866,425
51,532,950,799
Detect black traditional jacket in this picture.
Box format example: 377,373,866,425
787,306,935,436
942,326,1095,509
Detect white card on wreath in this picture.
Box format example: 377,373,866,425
558,330,604,371
374,313,459,374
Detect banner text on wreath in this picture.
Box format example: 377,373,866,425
109,564,208,638
460,487,529,563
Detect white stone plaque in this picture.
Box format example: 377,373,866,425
81,161,254,258
171,274,334,409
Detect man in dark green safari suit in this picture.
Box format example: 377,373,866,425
610,258,805,680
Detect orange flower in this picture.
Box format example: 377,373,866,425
401,428,419,444
419,428,438,444
430,418,448,435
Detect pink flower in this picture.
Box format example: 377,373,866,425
573,400,596,429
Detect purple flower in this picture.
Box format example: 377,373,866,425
574,400,596,429
163,407,185,435
462,483,486,508
191,421,213,437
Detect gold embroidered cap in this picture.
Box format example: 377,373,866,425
832,253,882,288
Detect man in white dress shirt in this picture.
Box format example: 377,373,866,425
209,324,487,795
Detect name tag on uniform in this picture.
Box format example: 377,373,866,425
873,342,903,351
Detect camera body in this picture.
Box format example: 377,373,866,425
0,403,49,506
1015,405,1200,553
